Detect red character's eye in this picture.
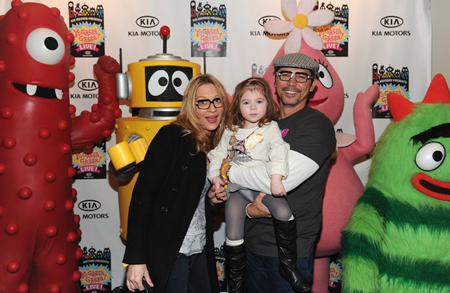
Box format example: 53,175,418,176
26,28,65,65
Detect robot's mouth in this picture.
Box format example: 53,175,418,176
309,96,328,107
13,83,63,100
411,173,450,201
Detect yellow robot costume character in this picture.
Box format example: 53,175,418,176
108,26,201,239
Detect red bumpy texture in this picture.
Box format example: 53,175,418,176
0,1,120,292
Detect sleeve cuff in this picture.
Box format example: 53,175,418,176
245,203,252,218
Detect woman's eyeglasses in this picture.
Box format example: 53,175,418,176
195,98,223,109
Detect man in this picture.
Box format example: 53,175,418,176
223,53,336,292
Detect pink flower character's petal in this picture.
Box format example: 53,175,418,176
265,20,295,34
307,10,335,27
282,0,298,20
302,27,325,50
284,28,302,54
298,0,317,15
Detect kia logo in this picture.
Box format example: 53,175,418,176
136,16,159,28
258,15,281,27
380,16,403,28
77,79,99,91
78,200,101,212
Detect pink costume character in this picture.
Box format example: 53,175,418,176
0,1,120,292
263,0,378,291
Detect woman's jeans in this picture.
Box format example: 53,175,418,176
165,248,212,293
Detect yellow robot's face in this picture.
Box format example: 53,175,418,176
127,58,201,109
145,65,193,102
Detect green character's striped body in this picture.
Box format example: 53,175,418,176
342,75,450,293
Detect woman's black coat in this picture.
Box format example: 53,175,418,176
123,124,220,293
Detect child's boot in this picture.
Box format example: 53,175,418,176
224,242,246,293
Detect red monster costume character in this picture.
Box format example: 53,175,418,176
0,1,120,292
263,0,378,291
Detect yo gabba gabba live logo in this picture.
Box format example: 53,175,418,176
315,2,349,57
215,245,227,290
68,2,105,57
79,246,112,292
329,261,342,289
72,141,108,179
372,63,410,118
190,1,228,57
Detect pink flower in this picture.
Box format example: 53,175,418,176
265,0,334,54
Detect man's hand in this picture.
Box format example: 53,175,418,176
247,193,272,218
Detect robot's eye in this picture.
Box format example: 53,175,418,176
26,28,65,65
415,142,446,171
148,70,169,96
172,71,190,96
317,63,333,89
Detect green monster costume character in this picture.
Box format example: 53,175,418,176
341,74,450,293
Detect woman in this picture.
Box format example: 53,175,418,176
123,74,229,292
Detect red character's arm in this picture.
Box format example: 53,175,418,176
71,55,121,149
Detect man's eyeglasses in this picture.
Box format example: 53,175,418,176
195,98,223,109
276,71,314,83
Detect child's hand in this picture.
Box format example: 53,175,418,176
271,175,287,197
212,176,224,188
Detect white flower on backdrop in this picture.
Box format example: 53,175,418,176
264,0,334,54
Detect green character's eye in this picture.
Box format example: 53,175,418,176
415,142,446,171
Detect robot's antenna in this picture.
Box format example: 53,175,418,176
203,52,206,74
119,48,123,73
160,26,170,54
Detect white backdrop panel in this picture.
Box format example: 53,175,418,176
0,0,431,288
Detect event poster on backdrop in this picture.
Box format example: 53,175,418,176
68,1,106,57
79,246,113,292
0,0,431,289
72,140,108,179
372,63,410,118
316,2,349,57
190,1,228,57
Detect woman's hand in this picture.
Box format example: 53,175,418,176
126,264,153,292
208,182,228,204
246,193,272,218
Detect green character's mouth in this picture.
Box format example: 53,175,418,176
412,173,450,201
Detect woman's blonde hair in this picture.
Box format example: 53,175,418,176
226,77,279,130
173,74,229,154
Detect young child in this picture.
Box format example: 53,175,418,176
208,77,310,293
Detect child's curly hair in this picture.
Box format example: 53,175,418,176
226,77,280,131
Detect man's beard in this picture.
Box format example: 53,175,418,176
280,98,299,107
279,87,308,107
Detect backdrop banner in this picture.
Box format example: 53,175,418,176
0,0,431,290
